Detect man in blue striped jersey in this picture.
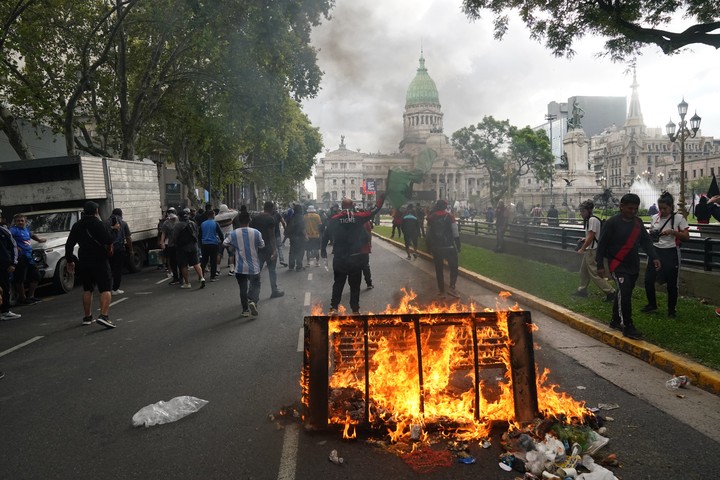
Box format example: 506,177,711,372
223,211,265,317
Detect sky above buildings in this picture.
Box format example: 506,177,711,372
301,1,720,195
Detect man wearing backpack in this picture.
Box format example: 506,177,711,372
106,208,132,296
574,200,615,302
172,208,205,289
425,199,461,298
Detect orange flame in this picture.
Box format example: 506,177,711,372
305,289,586,442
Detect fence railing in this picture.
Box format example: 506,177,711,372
458,219,720,272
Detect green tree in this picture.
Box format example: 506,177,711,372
462,0,720,60
451,117,553,205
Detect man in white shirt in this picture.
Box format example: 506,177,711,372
574,200,615,302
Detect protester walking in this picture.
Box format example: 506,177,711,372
9,213,45,305
494,199,509,253
160,208,180,284
321,195,384,314
596,193,660,340
0,209,21,320
425,199,461,298
641,192,690,319
224,210,264,317
65,201,116,328
401,204,420,260
105,208,132,295
249,201,284,298
286,204,307,271
574,200,615,302
216,204,238,275
303,205,323,267
200,209,223,281
173,208,205,289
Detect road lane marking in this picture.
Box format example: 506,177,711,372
307,273,313,281
0,336,44,357
155,277,171,284
297,328,304,352
277,423,299,480
303,292,311,307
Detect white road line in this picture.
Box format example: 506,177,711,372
155,276,171,284
307,273,313,281
303,292,311,307
110,297,129,307
0,336,44,358
297,327,304,352
276,423,299,480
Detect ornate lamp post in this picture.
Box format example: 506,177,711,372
666,98,701,217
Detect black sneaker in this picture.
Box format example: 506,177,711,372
572,289,588,298
270,290,285,298
22,298,39,305
609,321,623,331
366,283,374,289
248,301,258,316
640,304,657,313
169,280,181,285
328,307,338,315
668,311,677,319
200,278,206,289
82,315,94,326
447,286,460,298
96,314,116,329
604,292,616,303
623,326,643,340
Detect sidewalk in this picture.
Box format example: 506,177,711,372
377,234,720,396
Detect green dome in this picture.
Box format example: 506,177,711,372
405,54,440,106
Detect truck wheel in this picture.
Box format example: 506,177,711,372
53,258,75,293
127,246,145,273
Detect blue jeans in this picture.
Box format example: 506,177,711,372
235,273,260,311
259,252,280,293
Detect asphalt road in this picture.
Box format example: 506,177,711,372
2,239,719,479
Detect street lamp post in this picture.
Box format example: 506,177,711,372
666,98,701,217
545,114,557,206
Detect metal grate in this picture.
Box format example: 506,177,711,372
302,311,538,431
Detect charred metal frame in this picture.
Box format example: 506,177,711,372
303,311,538,431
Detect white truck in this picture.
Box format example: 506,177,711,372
0,155,162,294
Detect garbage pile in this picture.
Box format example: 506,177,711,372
496,416,617,480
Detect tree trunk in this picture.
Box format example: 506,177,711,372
0,104,35,160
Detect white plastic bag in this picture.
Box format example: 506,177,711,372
132,395,209,427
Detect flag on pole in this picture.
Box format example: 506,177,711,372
384,149,437,208
385,169,418,208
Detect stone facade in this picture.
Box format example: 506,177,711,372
314,53,485,208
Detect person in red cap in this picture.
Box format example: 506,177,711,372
425,199,461,297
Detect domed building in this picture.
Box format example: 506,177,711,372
314,51,484,209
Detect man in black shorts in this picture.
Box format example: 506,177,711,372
65,201,116,328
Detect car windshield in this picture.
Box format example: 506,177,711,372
25,211,78,234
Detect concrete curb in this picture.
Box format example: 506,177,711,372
375,233,720,396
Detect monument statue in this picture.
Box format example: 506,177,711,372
567,100,584,131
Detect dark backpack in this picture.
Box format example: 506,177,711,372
585,215,605,247
426,213,453,248
176,222,196,247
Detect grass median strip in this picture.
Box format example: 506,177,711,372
374,225,720,370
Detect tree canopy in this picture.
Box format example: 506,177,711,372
0,0,331,206
451,116,553,206
462,0,720,60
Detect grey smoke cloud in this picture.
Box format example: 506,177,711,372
303,0,720,161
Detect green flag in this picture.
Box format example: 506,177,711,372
386,169,418,208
